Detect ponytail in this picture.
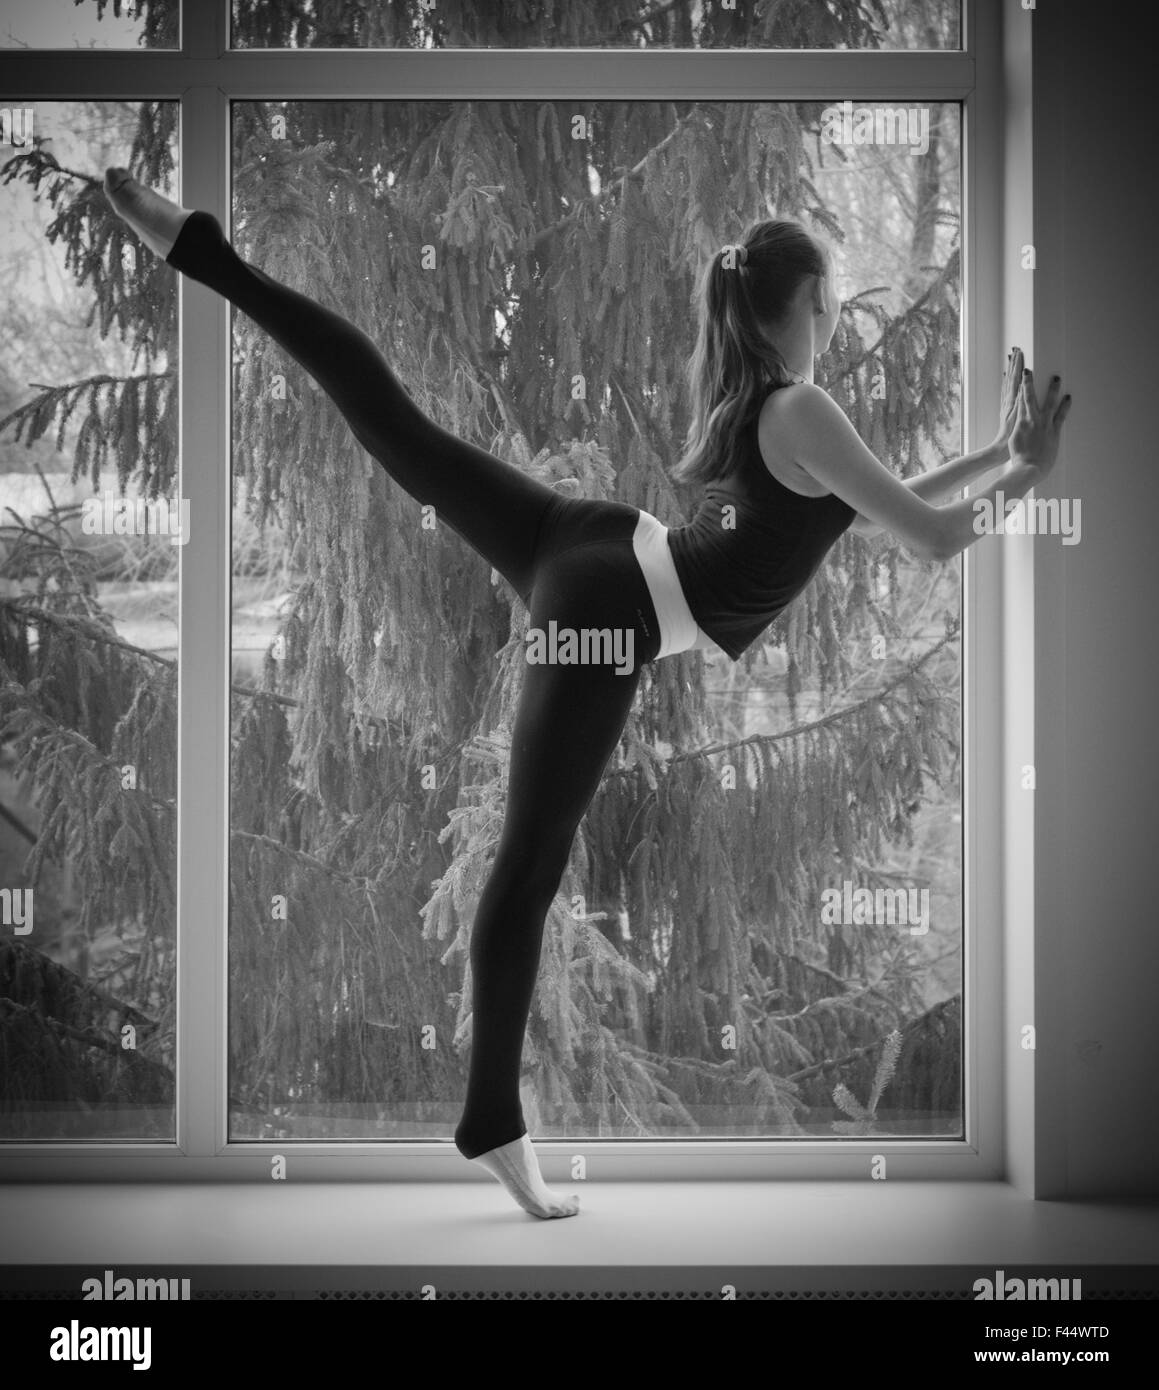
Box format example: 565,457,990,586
673,221,825,486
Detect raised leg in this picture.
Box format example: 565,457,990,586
104,171,559,600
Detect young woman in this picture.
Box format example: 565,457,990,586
104,171,1070,1218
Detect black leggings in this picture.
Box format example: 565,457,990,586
167,212,662,1158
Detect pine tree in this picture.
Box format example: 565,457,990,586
0,0,963,1140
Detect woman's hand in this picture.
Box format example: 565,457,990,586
1009,366,1072,482
990,346,1024,454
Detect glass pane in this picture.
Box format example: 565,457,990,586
0,101,179,1139
0,0,179,50
226,97,962,1143
232,0,960,50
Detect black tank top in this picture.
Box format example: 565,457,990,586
667,389,856,659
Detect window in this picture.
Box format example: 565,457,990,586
0,0,178,49
0,99,179,1141
226,96,964,1146
1,0,1001,1180
228,0,961,50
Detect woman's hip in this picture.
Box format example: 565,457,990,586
527,498,702,668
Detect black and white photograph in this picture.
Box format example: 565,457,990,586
0,0,1155,1357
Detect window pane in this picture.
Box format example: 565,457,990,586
0,0,179,49
0,102,179,1139
227,96,962,1142
231,0,960,50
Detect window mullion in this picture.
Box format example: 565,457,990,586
175,84,231,1158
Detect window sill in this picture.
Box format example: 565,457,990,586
2,1180,1157,1296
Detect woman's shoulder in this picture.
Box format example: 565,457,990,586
759,379,825,420
756,383,835,499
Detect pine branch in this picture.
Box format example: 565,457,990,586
31,459,60,515
785,1027,898,1084
2,160,101,188
771,973,899,1023
0,995,255,1112
526,112,695,253
834,252,959,378
233,828,368,888
0,799,36,844
1,699,169,811
610,623,957,777
1,600,453,748
1,600,168,669
0,995,170,1072
0,371,171,439
784,954,860,995
785,998,959,1089
4,689,397,888
0,940,159,1030
3,614,468,884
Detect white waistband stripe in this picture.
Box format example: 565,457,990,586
631,508,700,660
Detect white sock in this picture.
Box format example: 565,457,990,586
103,167,191,261
469,1134,581,1219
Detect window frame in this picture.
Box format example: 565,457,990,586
0,0,1017,1183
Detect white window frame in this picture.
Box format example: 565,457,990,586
0,0,1030,1187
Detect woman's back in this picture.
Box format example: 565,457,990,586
667,385,857,659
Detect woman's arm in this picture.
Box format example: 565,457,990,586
848,443,1007,537
779,368,1069,562
903,445,1009,503
927,369,1070,557
847,347,1024,535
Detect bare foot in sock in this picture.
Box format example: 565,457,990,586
103,167,191,261
469,1134,581,1219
